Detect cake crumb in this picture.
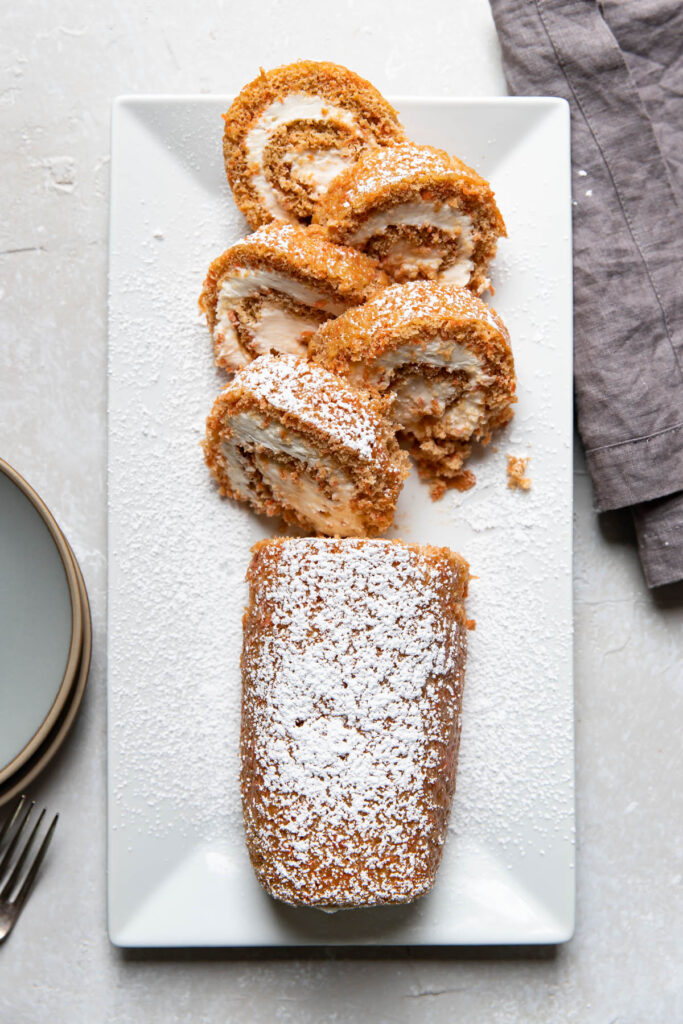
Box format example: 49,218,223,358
506,455,531,491
429,469,476,501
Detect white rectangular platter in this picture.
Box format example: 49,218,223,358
108,96,573,946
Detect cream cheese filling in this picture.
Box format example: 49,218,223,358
383,242,443,277
368,337,490,438
245,94,359,219
375,337,487,380
226,413,317,462
441,391,487,438
350,201,475,285
285,148,352,199
256,458,363,534
221,413,363,534
248,306,319,358
220,438,253,496
215,326,249,370
214,269,346,365
217,268,346,314
390,372,460,426
439,260,476,287
351,200,474,244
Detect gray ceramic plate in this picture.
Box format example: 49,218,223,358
0,459,82,784
0,536,91,807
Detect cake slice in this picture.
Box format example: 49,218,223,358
311,281,516,496
223,61,404,228
313,142,506,294
203,354,409,536
199,223,387,372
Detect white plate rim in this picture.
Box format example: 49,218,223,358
0,457,83,785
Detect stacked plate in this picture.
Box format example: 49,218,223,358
0,457,91,808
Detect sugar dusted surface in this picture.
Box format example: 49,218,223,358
224,354,380,459
331,142,474,202
342,280,508,338
242,539,466,906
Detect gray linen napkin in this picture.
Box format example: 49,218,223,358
489,0,683,587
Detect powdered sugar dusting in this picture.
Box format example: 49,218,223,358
234,222,384,285
225,354,380,458
108,101,262,847
242,538,467,906
329,142,473,202
366,280,508,337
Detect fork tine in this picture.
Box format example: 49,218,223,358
0,801,34,878
0,795,26,847
0,808,45,901
13,814,58,911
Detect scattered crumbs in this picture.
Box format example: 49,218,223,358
153,229,165,240
430,479,447,501
585,189,593,197
577,169,587,177
429,469,476,502
506,454,531,491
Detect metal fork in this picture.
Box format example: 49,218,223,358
0,796,58,943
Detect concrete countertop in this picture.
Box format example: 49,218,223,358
1,1,681,1020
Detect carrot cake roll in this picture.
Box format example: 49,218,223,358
199,223,388,372
223,61,404,229
313,142,506,294
241,537,471,908
310,281,516,495
204,354,409,536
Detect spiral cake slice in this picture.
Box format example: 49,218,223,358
204,354,409,536
310,281,516,495
314,142,506,294
199,223,388,373
223,60,404,228
241,537,470,908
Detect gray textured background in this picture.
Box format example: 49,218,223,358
1,1,681,1020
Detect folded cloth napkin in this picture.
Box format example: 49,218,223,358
489,0,683,587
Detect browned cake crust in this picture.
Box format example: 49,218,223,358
310,281,516,496
241,537,471,907
313,142,506,294
203,354,409,536
223,61,405,228
199,223,389,372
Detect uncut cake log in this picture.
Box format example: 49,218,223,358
199,224,387,372
313,142,506,293
241,537,471,908
310,281,516,495
223,60,404,228
203,354,409,536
